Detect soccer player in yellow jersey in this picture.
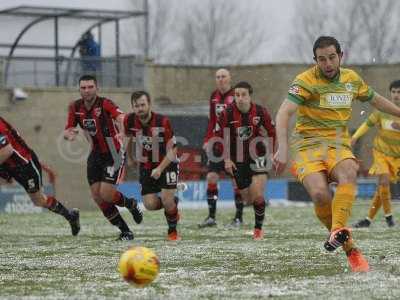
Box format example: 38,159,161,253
273,36,400,273
351,80,400,228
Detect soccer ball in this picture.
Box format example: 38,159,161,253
118,246,160,287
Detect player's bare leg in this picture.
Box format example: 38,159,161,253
28,190,80,236
303,172,332,231
161,189,180,240
143,194,164,210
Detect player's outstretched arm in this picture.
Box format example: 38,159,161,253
370,93,400,117
351,122,371,147
273,99,298,175
63,128,78,141
0,144,13,165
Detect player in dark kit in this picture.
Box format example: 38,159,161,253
216,81,276,240
199,68,244,228
124,91,181,241
0,117,80,235
64,74,142,240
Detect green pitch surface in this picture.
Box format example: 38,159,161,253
1,202,399,299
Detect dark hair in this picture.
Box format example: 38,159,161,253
313,36,342,58
79,74,97,85
234,81,253,95
131,90,151,106
389,80,400,91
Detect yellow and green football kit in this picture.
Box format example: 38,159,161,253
287,65,375,241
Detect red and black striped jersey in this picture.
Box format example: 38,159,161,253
65,96,123,154
204,88,235,144
216,102,276,163
0,117,33,168
124,112,176,170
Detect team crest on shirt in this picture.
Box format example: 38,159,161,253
82,119,97,136
345,83,353,92
252,116,260,126
237,126,253,141
94,107,102,117
288,85,300,95
138,135,153,151
215,104,227,117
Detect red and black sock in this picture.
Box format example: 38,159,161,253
165,206,178,234
253,197,266,229
207,183,218,219
97,201,130,232
234,189,243,221
46,196,72,220
112,191,137,209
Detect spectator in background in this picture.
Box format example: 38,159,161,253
79,32,101,73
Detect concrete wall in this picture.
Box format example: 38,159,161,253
1,63,399,209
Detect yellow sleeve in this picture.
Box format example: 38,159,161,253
287,78,312,105
365,111,380,127
352,112,379,139
352,123,370,140
356,74,375,102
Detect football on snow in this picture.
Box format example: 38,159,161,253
118,246,160,287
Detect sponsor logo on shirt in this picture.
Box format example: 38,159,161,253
321,93,352,108
253,116,260,126
94,107,102,117
83,119,97,136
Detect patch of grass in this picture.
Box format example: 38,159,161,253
0,202,399,299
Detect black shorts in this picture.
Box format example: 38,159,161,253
7,151,42,193
233,158,269,190
139,163,178,195
207,159,226,173
87,151,124,186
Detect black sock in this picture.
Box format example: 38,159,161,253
254,197,265,229
207,188,218,219
97,201,130,232
110,214,131,233
165,207,178,233
47,196,72,220
234,192,243,220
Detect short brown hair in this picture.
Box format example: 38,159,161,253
79,74,97,85
131,90,151,106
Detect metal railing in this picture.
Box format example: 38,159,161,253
1,55,145,88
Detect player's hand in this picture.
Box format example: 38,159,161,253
63,128,78,141
151,167,162,179
202,142,208,151
273,148,288,175
224,159,237,176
